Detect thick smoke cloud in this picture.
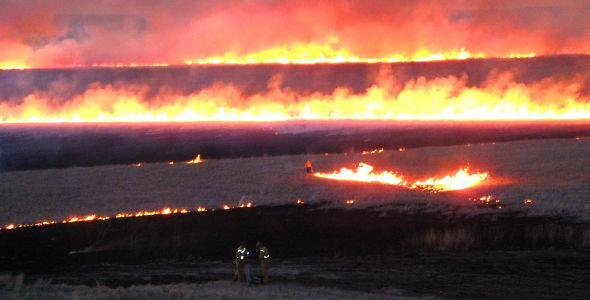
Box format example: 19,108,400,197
1,0,589,68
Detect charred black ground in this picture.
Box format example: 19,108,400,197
1,204,589,298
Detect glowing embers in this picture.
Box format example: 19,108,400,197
314,163,407,186
224,201,254,210
314,163,488,192
471,195,503,209
362,148,384,155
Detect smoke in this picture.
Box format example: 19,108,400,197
1,0,589,68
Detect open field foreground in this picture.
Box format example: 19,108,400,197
1,137,589,225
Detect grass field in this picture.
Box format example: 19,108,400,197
1,137,589,225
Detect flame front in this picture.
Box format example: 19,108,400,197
2,203,254,231
186,45,492,65
412,168,488,192
314,163,407,186
1,72,590,123
315,163,488,192
2,45,537,70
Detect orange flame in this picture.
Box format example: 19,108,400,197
0,63,28,70
412,168,488,192
185,45,492,65
64,214,100,223
1,43,546,70
187,154,203,164
1,71,589,123
314,163,488,192
362,148,384,155
471,195,502,208
1,201,263,231
239,202,253,208
314,163,407,186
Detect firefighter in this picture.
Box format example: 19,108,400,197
305,160,313,174
234,244,249,282
256,241,271,283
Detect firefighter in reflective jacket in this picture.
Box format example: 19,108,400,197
256,241,271,283
234,244,249,282
305,160,313,174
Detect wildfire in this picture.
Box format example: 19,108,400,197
66,215,98,223
314,163,407,186
185,44,491,65
1,202,257,231
296,199,305,205
187,154,203,164
362,148,384,155
1,41,547,71
345,199,355,205
239,202,253,208
0,50,542,72
412,168,488,192
1,71,590,123
0,63,28,70
314,163,488,192
472,195,502,208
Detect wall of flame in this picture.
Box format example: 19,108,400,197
1,70,589,123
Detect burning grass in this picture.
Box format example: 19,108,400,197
186,154,203,164
314,163,488,192
1,204,251,231
314,163,407,186
0,138,588,227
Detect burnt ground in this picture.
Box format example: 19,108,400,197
0,203,589,298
